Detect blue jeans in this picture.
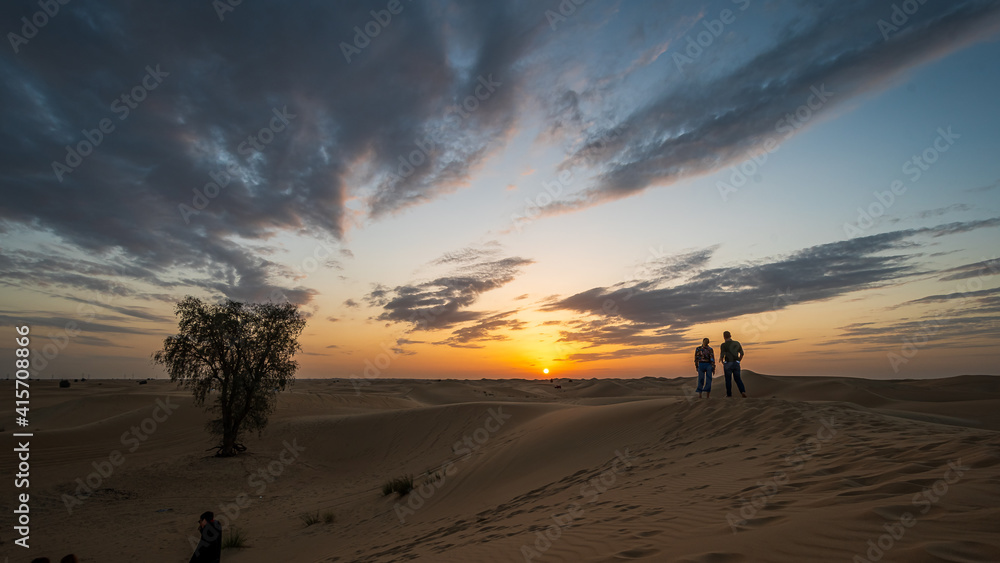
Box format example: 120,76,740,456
696,362,714,393
723,361,745,396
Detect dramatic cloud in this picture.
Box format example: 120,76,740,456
542,221,999,352
3,0,996,311
435,310,527,348
545,234,914,326
545,0,1000,211
367,254,533,331
0,0,548,305
554,318,692,362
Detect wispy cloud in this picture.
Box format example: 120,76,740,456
543,1,1000,213
434,310,527,348
966,178,1000,193
366,247,533,331
541,221,999,352
937,258,1000,282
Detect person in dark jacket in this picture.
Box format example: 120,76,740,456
720,330,747,398
190,511,223,563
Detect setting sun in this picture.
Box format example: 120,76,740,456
543,368,549,375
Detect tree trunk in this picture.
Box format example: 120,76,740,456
220,426,238,456
218,374,239,456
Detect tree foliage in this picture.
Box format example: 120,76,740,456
153,296,306,456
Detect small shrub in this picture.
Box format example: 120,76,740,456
381,475,413,497
301,511,321,527
222,527,248,549
59,379,71,388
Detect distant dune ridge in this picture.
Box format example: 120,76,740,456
6,371,1000,562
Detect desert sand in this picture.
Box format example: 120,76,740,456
3,371,1000,562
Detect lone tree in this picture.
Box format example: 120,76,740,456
153,296,306,456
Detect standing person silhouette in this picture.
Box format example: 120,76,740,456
694,337,715,398
720,331,747,398
190,511,223,563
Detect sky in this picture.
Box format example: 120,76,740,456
1,0,999,381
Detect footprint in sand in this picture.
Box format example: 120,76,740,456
614,545,662,559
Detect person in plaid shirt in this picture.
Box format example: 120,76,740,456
694,338,716,398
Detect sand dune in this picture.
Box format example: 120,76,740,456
3,371,1000,562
